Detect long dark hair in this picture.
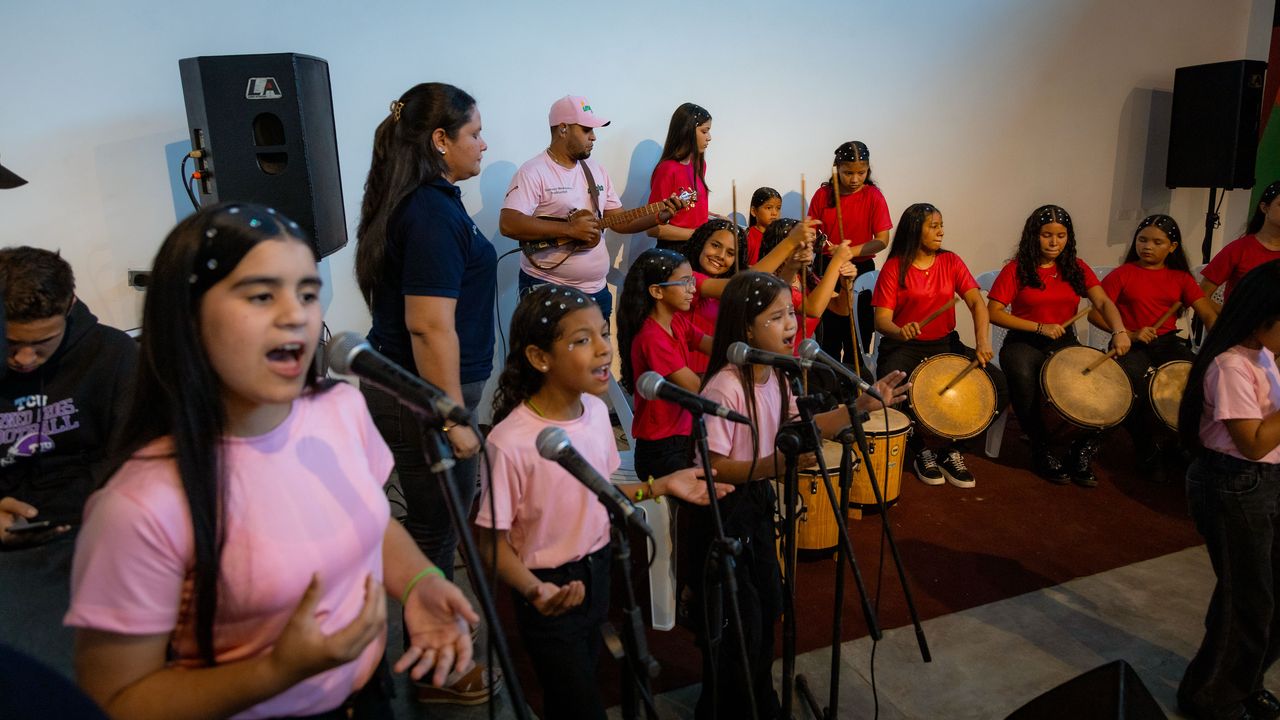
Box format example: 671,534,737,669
652,102,711,194
761,218,819,287
116,202,324,666
355,83,476,306
492,285,599,423
701,272,794,434
1123,214,1191,272
683,218,746,277
617,249,688,393
749,186,781,228
1013,204,1088,296
886,203,944,288
823,140,876,208
1246,180,1280,234
1179,260,1280,452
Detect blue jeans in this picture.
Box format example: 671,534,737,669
517,271,613,324
1180,450,1280,719
361,378,487,582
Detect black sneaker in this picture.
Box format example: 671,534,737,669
914,448,945,485
1070,437,1101,488
939,449,975,488
1248,690,1280,720
1031,448,1071,485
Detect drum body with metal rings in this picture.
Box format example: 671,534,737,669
794,441,846,552
848,407,911,512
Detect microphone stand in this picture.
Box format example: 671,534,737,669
605,511,661,720
416,416,531,720
775,375,880,720
691,412,759,720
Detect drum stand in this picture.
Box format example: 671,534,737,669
691,412,760,720
783,378,933,720
776,380,880,720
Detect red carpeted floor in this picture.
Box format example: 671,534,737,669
492,425,1204,711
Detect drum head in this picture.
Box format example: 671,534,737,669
862,406,910,435
1149,360,1191,431
1041,346,1133,429
906,353,997,439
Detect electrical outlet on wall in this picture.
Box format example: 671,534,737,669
128,270,151,290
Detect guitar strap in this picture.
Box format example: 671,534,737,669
522,160,603,273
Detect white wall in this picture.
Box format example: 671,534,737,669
0,0,1267,354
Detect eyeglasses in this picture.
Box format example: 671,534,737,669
655,277,696,290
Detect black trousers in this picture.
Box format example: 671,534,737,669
818,292,873,363
1180,451,1280,719
513,545,612,720
634,435,692,483
1115,333,1195,456
998,329,1080,448
875,331,1010,452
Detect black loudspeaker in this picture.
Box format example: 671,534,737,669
1006,660,1166,719
1166,59,1268,190
178,53,347,258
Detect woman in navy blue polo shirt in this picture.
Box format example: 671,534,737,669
355,82,497,703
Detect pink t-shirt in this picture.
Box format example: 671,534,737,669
1199,344,1280,464
504,152,623,293
649,159,709,230
631,313,703,441
476,394,617,569
1201,234,1280,301
988,259,1100,324
64,383,393,719
701,366,798,464
1101,263,1204,336
872,252,979,341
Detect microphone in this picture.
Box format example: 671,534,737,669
327,332,471,425
536,427,654,538
726,341,815,374
798,338,884,402
637,371,750,425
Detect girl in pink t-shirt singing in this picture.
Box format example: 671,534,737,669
1177,260,1280,720
475,284,731,720
65,204,479,719
689,271,908,720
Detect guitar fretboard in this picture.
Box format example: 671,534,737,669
600,200,675,230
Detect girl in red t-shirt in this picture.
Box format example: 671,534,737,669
1091,214,1217,480
617,248,712,482
746,187,782,265
872,203,1010,489
807,141,892,363
760,218,856,352
987,205,1130,486
1201,180,1280,305
679,218,818,373
648,103,713,251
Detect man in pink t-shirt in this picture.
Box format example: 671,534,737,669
499,95,684,320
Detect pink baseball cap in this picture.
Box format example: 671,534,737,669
548,95,610,128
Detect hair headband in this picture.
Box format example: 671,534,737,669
1136,214,1181,244
190,205,301,292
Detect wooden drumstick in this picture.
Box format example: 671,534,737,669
732,179,739,273
1065,306,1092,327
1081,348,1119,375
938,357,981,395
918,296,961,329
800,174,809,392
1148,302,1184,333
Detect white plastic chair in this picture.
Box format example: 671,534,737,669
974,270,1010,458
851,270,880,375
1082,265,1116,351
1189,263,1221,353
605,376,676,631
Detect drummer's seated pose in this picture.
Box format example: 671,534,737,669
987,205,1131,487
872,204,1009,488
1088,215,1217,481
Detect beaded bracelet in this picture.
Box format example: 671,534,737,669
402,566,446,606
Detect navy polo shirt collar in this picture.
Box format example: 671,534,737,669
426,176,462,199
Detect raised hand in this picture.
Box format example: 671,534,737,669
657,467,734,505
398,573,481,686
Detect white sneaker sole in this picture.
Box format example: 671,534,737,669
943,469,975,489
914,466,945,485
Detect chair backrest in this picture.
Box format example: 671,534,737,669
975,270,1007,369
850,270,880,373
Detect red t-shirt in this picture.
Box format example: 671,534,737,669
806,184,892,272
789,285,822,354
1101,263,1204,336
988,259,1100,324
1202,234,1280,301
682,270,720,374
631,314,704,440
872,253,979,341
649,159,709,230
746,226,764,265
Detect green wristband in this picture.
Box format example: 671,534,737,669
402,566,445,606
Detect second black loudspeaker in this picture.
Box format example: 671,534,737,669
1166,59,1267,190
179,53,347,258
